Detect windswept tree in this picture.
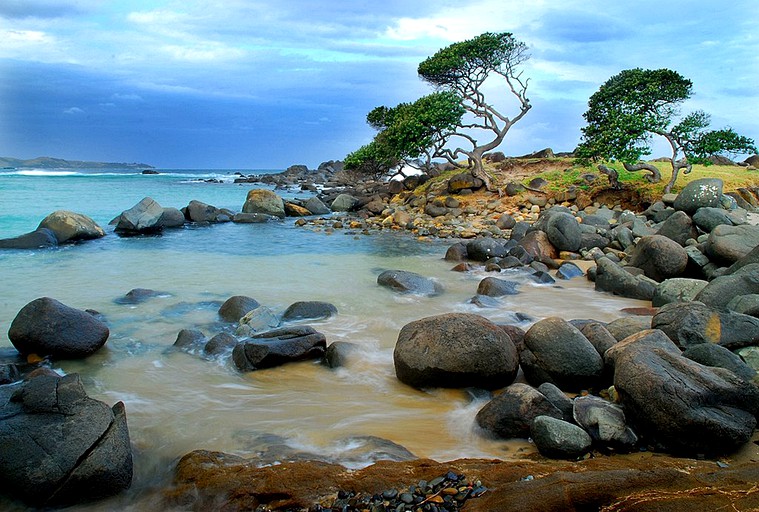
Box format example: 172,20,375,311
346,32,531,190
576,68,756,193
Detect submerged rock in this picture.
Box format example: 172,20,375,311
377,269,443,296
232,326,326,371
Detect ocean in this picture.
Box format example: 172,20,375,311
0,168,646,510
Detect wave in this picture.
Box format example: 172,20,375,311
0,168,283,180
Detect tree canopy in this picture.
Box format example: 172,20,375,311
576,68,756,193
346,32,531,190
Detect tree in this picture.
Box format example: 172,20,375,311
346,32,531,190
576,68,756,193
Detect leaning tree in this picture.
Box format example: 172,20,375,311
576,68,756,193
346,32,532,190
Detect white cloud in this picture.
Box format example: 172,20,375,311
63,106,84,114
161,44,246,62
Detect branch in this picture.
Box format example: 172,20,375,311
598,164,622,190
622,161,661,183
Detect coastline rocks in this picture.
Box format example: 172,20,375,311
114,197,164,233
530,416,592,459
242,189,286,219
682,343,757,382
652,278,708,307
695,263,759,309
651,301,759,349
330,193,359,212
705,224,759,264
377,270,443,296
282,301,338,321
158,207,185,228
519,317,604,391
394,313,519,389
235,306,280,336
218,295,261,323
466,238,508,261
303,196,331,215
628,235,687,281
673,178,723,215
605,329,759,455
476,277,520,297
8,297,110,359
0,228,58,249
232,326,327,371
693,207,741,232
572,395,637,450
594,257,657,300
114,288,167,305
37,210,105,243
0,372,132,506
185,200,232,223
545,213,582,252
655,211,697,246
475,383,562,439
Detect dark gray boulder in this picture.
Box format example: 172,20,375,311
323,341,359,368
605,317,652,343
556,261,585,280
394,313,519,390
444,242,468,261
537,382,574,423
173,329,207,351
726,246,759,275
530,416,592,460
466,238,508,261
509,221,530,241
203,332,238,356
519,317,604,391
572,395,637,450
114,288,167,305
628,235,688,282
232,326,327,371
303,196,331,215
727,294,759,317
605,329,759,455
495,213,516,230
655,210,697,246
546,213,582,252
682,343,757,382
475,383,562,439
377,270,443,296
476,277,520,297
157,207,185,228
579,322,618,357
693,207,740,233
652,278,708,307
114,197,164,233
8,297,109,359
185,200,230,223
218,295,261,323
705,224,759,264
0,228,58,249
651,301,759,350
282,301,338,321
594,257,657,300
232,212,278,223
673,178,723,215
330,193,359,212
695,263,759,309
0,372,132,506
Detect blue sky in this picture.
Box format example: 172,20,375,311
1,1,757,169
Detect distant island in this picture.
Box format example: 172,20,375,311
0,156,154,170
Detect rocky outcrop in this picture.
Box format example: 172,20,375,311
37,210,105,243
242,189,286,219
394,313,519,389
695,263,759,309
0,372,132,506
8,297,110,359
594,257,657,300
114,197,164,234
232,326,326,371
705,224,759,264
185,200,233,223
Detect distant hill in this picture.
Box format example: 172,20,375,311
0,156,154,170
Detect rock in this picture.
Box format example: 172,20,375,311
394,313,519,390
606,329,759,455
726,246,759,275
242,189,285,218
519,317,604,391
693,207,740,233
330,193,359,212
651,301,759,350
8,297,110,359
444,242,468,261
727,294,759,317
682,343,757,382
303,196,331,215
235,306,280,337
447,172,483,193
37,210,105,243
158,207,185,228
173,329,207,351
628,235,688,282
546,213,582,252
232,212,278,223
519,230,558,261
218,296,261,323
115,197,164,233
530,416,592,459
0,372,132,506
377,270,443,296
579,322,618,357
594,257,657,300
284,201,312,217
695,263,759,309
323,341,359,368
604,316,653,342
705,224,759,264
475,383,562,438
510,221,530,241
673,178,724,215
282,301,338,321
556,261,584,280
185,200,228,223
114,288,167,305
204,332,238,356
655,210,697,246
466,238,508,261
476,277,520,297
572,395,637,450
536,382,574,422
528,271,556,285
652,278,709,307
496,213,516,230
0,228,58,249
232,326,327,371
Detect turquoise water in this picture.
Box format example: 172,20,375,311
0,169,646,510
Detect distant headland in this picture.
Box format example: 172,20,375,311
0,156,154,170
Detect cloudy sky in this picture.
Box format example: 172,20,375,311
1,1,757,169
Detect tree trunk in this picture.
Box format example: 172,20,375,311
598,165,622,190
663,159,691,194
622,162,661,183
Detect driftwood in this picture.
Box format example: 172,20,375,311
598,164,622,190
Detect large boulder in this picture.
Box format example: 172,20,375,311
695,263,759,309
37,210,105,243
652,278,708,307
377,270,443,296
394,313,519,390
242,189,285,219
282,301,338,321
692,207,741,233
628,235,688,282
0,228,58,249
330,194,359,212
594,257,657,300
475,383,563,439
519,317,604,391
303,196,331,215
605,329,759,455
185,200,231,223
114,197,164,233
572,395,637,450
519,230,558,261
530,416,592,460
651,301,759,350
158,207,186,228
8,297,110,359
447,172,483,193
476,277,520,297
0,372,132,506
673,178,723,215
235,306,280,337
232,326,326,371
466,238,508,261
218,295,261,323
655,210,697,246
682,343,757,382
705,224,759,264
545,213,582,252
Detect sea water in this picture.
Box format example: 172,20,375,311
0,168,647,510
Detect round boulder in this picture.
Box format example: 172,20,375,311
466,238,508,261
115,197,164,233
218,295,261,323
282,301,338,321
394,313,519,389
330,193,359,212
37,210,105,243
673,178,723,215
476,277,519,297
242,189,286,219
705,224,759,265
546,213,582,252
8,297,110,359
475,383,562,438
628,235,688,282
530,415,592,459
377,270,443,296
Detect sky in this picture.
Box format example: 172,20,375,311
1,0,757,169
